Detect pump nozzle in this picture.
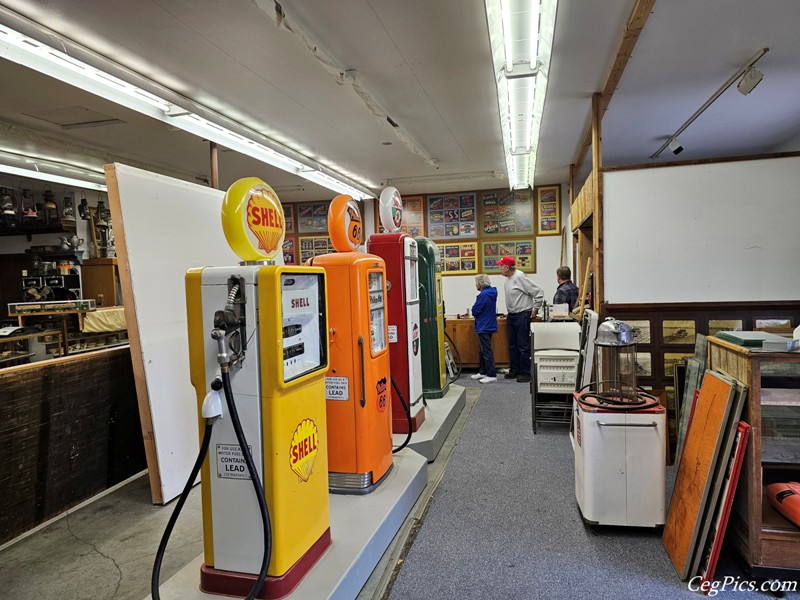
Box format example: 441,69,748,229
202,388,223,420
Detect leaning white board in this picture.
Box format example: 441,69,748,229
604,156,800,303
105,163,276,503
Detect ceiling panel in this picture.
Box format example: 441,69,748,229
0,0,798,203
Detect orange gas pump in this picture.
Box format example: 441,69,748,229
308,195,394,494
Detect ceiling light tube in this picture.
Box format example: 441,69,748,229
298,169,370,200
486,0,557,189
0,13,374,199
0,164,107,191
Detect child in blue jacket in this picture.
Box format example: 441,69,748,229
471,274,498,383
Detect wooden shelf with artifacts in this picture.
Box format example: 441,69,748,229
707,336,800,576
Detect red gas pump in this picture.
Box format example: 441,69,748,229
367,187,424,433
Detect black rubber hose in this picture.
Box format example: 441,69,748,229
444,330,462,383
151,420,214,600
391,375,413,453
221,370,272,600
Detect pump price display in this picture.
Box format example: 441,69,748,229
325,376,349,401
282,273,323,381
216,444,253,480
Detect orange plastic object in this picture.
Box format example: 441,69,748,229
767,482,800,528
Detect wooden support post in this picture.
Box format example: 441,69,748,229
209,141,219,190
591,92,604,309
577,256,592,323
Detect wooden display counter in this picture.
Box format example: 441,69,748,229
444,317,510,368
0,347,146,545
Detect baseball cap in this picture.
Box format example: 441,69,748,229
496,256,515,267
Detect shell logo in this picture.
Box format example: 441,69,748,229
289,418,320,482
246,189,283,253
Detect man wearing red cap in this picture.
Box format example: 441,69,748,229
497,255,543,383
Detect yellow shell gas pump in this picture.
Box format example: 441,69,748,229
152,178,331,600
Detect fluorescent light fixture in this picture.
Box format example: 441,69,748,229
0,164,107,191
0,16,373,200
486,0,558,189
298,168,368,199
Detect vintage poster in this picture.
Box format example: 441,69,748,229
428,193,477,240
536,185,560,236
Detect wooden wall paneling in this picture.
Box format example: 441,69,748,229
663,370,736,579
0,348,145,545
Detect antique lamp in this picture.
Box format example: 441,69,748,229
0,186,19,230
62,191,76,224
42,188,60,225
21,187,38,221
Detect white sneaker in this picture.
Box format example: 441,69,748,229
471,373,486,380
479,376,497,384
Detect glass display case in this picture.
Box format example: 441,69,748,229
0,329,63,367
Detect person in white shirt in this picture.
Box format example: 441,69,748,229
497,255,544,383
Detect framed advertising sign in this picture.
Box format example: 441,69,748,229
481,189,533,236
536,185,560,235
481,239,535,273
427,193,477,240
283,203,295,234
282,236,297,265
438,241,479,275
299,235,334,263
297,201,330,234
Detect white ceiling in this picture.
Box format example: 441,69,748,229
1,0,799,203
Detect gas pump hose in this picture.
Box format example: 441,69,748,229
151,371,272,600
391,375,413,454
219,369,272,599
151,417,214,600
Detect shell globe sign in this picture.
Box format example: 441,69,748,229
221,177,285,262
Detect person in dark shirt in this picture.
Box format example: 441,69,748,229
553,266,579,312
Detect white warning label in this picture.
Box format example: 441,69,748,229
216,444,253,480
388,325,398,343
326,376,349,401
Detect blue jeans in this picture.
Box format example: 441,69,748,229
506,312,531,375
478,332,496,377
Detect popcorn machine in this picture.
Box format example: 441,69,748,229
572,317,666,528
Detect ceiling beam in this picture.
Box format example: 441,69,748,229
572,0,656,171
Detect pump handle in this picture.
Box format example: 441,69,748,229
358,336,366,408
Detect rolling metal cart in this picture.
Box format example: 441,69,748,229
530,321,581,433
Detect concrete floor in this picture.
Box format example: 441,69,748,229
0,388,480,600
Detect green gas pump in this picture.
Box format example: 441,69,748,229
415,236,449,399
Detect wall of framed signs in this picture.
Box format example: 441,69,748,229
288,184,561,276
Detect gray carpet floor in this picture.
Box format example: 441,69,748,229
388,372,800,600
